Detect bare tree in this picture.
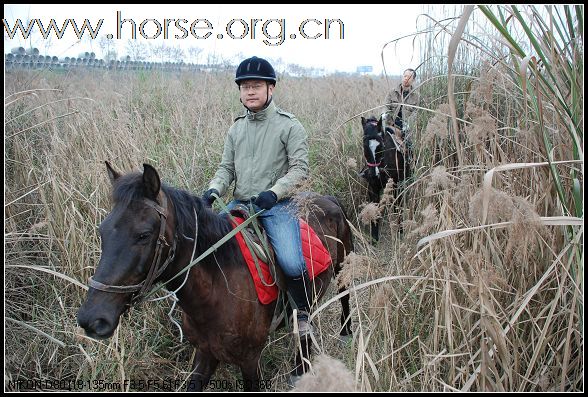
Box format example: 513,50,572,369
187,46,203,64
125,40,148,61
207,52,221,67
42,35,53,57
220,54,236,69
98,35,115,60
150,42,168,63
233,51,245,64
284,62,320,77
105,50,118,62
271,56,285,74
287,63,305,77
169,45,185,63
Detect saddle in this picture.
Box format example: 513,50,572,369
228,204,332,305
229,204,286,293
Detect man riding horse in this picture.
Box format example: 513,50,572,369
385,68,419,157
358,68,419,242
202,56,315,339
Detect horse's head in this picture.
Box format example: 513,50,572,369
361,116,384,177
77,162,177,339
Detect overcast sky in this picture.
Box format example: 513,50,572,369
4,4,427,75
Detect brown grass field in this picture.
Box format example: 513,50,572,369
4,5,583,392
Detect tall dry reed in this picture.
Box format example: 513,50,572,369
4,4,582,391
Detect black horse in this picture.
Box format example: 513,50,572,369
360,115,409,242
77,162,353,391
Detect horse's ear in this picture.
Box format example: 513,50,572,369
142,163,161,200
361,116,367,127
377,117,383,133
105,161,121,184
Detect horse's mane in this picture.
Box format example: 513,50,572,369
111,172,240,265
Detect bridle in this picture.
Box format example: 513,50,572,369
88,191,178,305
364,119,384,173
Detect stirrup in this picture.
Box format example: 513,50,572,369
296,311,313,338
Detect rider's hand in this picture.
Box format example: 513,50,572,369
202,188,219,207
254,190,278,210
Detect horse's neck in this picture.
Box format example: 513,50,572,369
165,240,214,305
163,205,232,300
382,134,398,159
195,207,232,256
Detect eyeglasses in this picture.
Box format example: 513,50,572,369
240,83,265,91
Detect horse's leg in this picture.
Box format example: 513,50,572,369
186,349,219,391
339,285,352,336
336,209,353,338
292,335,312,377
367,180,381,243
240,358,261,392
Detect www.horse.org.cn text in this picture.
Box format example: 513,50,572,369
3,11,345,47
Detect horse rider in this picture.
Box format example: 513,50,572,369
385,68,420,154
202,56,314,338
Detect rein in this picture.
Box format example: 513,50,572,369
88,191,178,304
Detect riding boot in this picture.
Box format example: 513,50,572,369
285,271,313,337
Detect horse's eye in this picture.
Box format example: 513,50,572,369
138,232,151,241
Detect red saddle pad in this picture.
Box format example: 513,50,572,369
231,218,332,304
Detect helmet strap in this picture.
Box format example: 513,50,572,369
263,86,272,109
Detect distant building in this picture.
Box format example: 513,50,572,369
356,65,373,74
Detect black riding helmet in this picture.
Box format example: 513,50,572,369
235,56,276,86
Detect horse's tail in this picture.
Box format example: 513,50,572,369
325,195,354,337
324,195,354,267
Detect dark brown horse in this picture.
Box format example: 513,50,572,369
77,162,353,391
360,115,409,242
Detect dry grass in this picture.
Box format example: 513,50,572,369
4,68,385,391
4,4,583,392
291,354,357,392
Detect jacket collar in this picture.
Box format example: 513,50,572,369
396,83,413,95
246,98,275,121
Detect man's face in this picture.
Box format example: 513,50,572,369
239,79,274,112
402,70,415,89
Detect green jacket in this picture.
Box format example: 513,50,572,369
208,100,309,201
385,83,420,130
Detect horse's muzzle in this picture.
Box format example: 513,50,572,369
78,317,116,340
77,291,128,340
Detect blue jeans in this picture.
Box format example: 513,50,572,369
225,199,306,278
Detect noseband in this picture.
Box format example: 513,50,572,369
88,192,178,304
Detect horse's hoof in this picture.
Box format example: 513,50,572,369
337,333,353,347
287,374,303,388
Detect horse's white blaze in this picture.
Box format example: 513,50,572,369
368,139,380,158
368,139,380,176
